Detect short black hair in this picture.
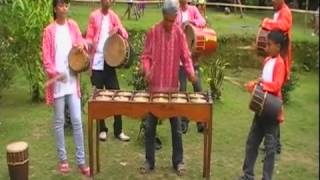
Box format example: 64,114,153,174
268,30,289,56
52,0,70,20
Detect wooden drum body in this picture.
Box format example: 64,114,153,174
68,47,89,73
249,85,282,120
6,141,29,180
184,24,217,56
256,28,270,55
104,34,132,68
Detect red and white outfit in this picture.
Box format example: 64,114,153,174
261,3,292,81
260,55,286,123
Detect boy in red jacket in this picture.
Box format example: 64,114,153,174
239,30,287,180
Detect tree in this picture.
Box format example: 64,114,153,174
1,0,52,101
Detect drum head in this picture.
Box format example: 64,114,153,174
104,34,128,67
184,25,195,51
6,141,28,153
68,47,89,73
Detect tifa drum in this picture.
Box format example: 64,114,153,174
184,24,217,56
68,47,89,73
255,27,269,55
249,85,282,120
6,141,29,180
103,34,132,68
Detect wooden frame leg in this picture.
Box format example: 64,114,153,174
88,117,94,177
96,121,100,173
203,122,208,178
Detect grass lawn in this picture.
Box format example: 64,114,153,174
69,3,318,43
0,68,318,179
0,3,318,180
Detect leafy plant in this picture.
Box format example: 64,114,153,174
281,66,299,104
126,30,148,90
1,0,52,101
206,57,230,101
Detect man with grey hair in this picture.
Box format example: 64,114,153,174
139,0,196,175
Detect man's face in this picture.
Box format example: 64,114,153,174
101,0,111,9
163,14,177,32
271,0,283,10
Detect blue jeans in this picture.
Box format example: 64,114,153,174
53,93,86,165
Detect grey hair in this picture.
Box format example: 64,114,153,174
162,0,179,16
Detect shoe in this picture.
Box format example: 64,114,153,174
58,161,70,174
116,132,130,141
99,131,107,141
181,121,189,134
174,163,186,176
155,137,162,150
197,122,204,133
139,161,154,174
78,165,90,177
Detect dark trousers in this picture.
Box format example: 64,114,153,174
179,65,203,128
90,63,122,136
144,113,183,169
242,114,279,180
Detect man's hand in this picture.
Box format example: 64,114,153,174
188,74,197,84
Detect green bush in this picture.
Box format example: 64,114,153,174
126,30,148,90
0,36,15,98
1,0,51,101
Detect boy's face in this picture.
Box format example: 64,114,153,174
55,2,69,19
266,39,280,57
101,0,111,9
271,0,284,10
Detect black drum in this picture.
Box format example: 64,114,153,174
249,85,282,120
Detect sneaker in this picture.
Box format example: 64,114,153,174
174,163,186,176
99,131,107,141
116,132,130,141
78,165,90,177
197,122,204,133
58,161,70,174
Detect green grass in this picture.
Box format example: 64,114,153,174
0,4,318,180
69,3,318,43
0,68,318,179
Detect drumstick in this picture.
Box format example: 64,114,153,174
44,74,64,88
224,76,245,89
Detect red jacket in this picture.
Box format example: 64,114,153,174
261,55,286,123
262,3,292,81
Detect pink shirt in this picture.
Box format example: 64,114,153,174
42,19,86,105
141,22,195,93
176,5,206,28
85,8,128,67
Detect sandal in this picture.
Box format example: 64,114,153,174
175,163,186,176
139,162,154,174
79,165,90,177
58,161,70,174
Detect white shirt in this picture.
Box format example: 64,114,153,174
262,58,276,83
92,14,110,70
273,11,279,21
181,10,189,24
54,23,76,98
